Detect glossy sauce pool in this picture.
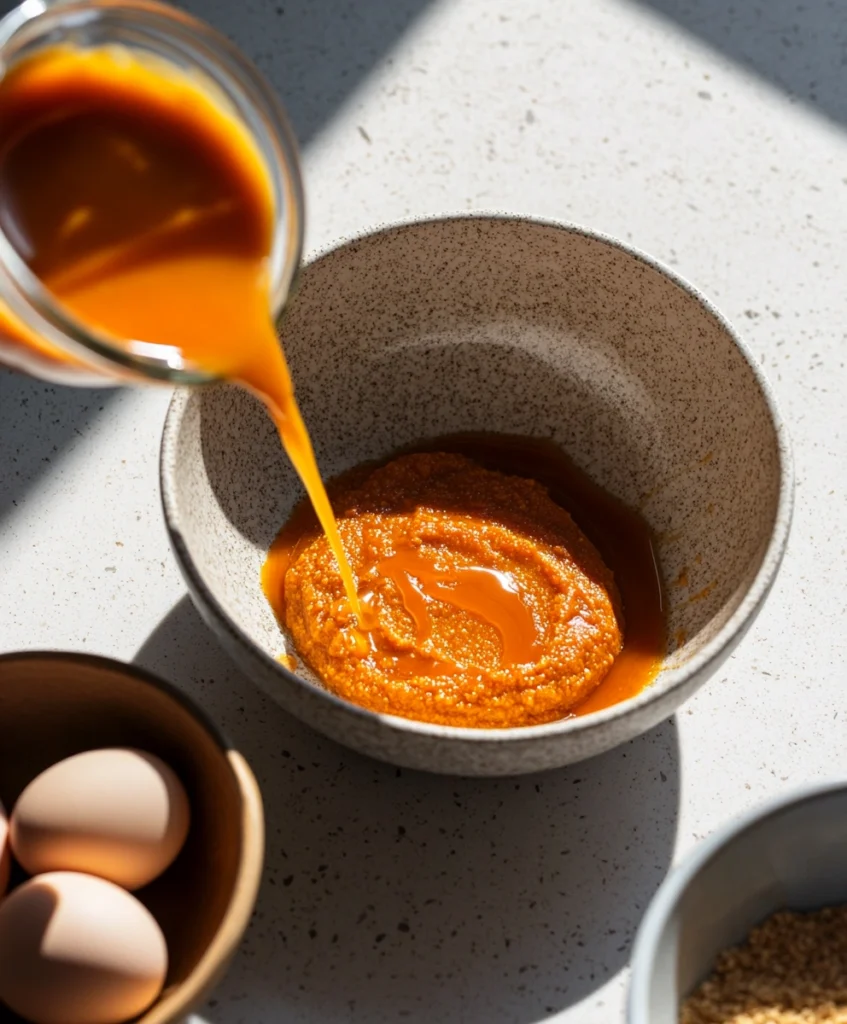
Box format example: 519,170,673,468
443,435,666,718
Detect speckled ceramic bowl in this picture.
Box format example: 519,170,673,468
628,782,847,1023
160,216,792,776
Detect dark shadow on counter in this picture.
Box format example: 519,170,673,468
173,0,435,146
0,0,433,148
630,0,847,127
0,369,117,525
136,595,681,1024
9,0,844,137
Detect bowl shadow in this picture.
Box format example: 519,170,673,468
135,596,680,1023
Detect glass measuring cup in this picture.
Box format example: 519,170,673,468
0,0,304,387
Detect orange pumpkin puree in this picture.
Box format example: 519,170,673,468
263,437,666,729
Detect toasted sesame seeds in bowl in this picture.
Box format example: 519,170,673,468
629,781,847,1024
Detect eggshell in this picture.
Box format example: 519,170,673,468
0,870,168,1024
0,799,9,897
11,747,190,890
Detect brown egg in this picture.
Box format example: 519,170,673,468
0,799,9,897
11,748,190,890
0,871,168,1024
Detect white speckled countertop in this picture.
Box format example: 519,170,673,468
1,0,845,1021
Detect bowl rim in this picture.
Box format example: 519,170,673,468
159,211,795,745
0,649,265,1023
627,778,847,1022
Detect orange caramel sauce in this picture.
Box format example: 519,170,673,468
370,550,543,667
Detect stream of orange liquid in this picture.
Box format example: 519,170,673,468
0,44,361,619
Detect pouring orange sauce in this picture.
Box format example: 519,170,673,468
0,44,360,617
0,46,665,727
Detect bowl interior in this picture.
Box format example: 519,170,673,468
167,217,783,709
632,787,847,1023
0,652,258,1024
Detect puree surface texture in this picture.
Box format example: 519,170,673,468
276,452,624,728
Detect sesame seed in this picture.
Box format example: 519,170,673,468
681,905,847,1024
